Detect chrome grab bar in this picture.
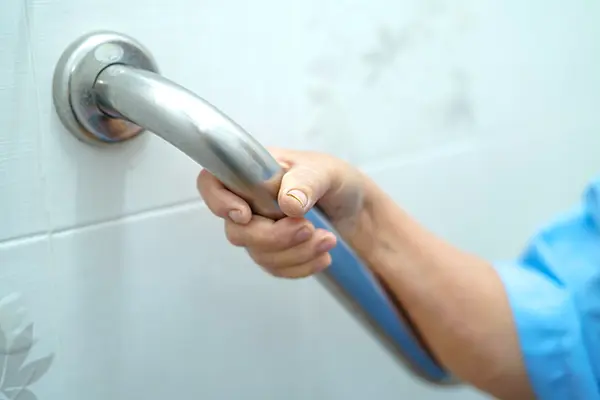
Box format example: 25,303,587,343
52,31,454,384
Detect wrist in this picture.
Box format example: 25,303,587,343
347,173,411,274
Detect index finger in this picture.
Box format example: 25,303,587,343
197,169,252,224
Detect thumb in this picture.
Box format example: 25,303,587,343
277,164,333,218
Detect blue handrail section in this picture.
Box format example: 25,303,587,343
306,208,450,382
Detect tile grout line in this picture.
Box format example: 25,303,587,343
358,135,522,175
0,198,206,249
0,137,511,249
21,0,65,369
50,198,205,237
0,136,525,249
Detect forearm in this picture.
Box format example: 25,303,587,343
349,176,534,399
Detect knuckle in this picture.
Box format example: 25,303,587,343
196,170,205,185
224,223,245,247
196,169,211,191
266,267,287,278
254,226,284,249
280,265,315,279
249,251,301,278
260,262,287,278
261,227,281,247
300,239,323,261
247,250,271,268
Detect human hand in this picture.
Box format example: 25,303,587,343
197,148,366,278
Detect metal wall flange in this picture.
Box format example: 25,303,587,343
52,31,159,145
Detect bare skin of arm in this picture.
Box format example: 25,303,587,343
349,176,534,399
197,149,535,400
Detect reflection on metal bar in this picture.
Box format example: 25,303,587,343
52,31,455,384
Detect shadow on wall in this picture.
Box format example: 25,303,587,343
302,0,476,163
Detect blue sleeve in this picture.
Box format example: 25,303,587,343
494,178,600,399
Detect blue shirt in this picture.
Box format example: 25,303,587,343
495,177,600,399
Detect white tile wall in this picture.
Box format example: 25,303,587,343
0,1,47,241
49,205,313,399
367,130,600,260
47,203,487,399
1,0,599,398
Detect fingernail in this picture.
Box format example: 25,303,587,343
294,227,312,243
316,237,335,253
228,210,244,224
286,189,308,209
